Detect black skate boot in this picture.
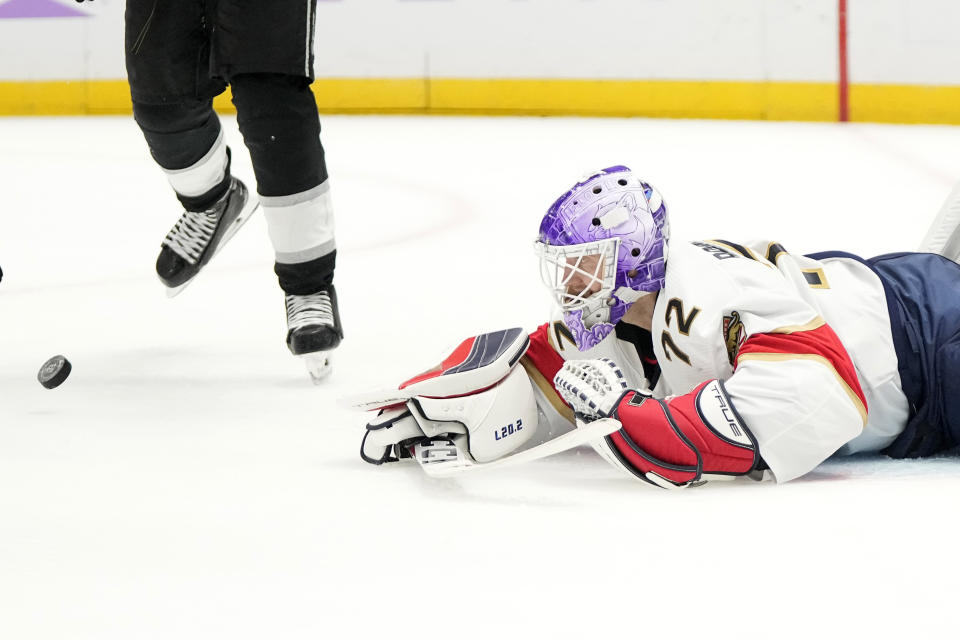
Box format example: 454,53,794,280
285,284,343,383
156,177,259,297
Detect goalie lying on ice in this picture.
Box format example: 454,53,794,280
354,166,960,487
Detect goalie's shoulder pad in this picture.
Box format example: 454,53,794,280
347,328,529,411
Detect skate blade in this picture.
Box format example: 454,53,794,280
302,352,333,385
164,279,190,298
160,202,261,299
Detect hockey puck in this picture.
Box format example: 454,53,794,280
38,355,71,389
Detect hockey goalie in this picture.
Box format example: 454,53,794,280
354,166,960,488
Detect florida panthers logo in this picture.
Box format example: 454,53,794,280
723,311,746,365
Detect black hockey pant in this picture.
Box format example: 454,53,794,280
125,0,334,293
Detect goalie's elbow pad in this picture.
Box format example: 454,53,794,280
600,380,761,488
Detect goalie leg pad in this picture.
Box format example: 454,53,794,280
919,180,960,261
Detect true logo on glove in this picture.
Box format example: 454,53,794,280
696,380,752,447
494,418,524,441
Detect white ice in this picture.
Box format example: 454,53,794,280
2,115,959,639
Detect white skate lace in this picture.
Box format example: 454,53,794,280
286,291,334,331
162,209,219,265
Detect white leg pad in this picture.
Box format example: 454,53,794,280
920,181,960,262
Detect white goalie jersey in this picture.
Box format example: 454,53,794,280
539,238,909,482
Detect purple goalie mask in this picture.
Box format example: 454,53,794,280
535,166,670,351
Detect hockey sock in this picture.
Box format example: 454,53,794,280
263,182,336,294
275,250,336,296
133,99,230,211
229,72,335,293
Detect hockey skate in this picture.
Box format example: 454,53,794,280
156,177,260,297
285,285,343,384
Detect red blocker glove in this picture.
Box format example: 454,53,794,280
605,380,760,488
553,359,761,488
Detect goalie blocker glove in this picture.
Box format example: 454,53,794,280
554,360,761,488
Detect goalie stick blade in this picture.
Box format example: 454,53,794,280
339,386,415,411
417,417,623,478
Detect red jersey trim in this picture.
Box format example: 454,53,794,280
521,323,574,422
525,323,566,385
735,324,868,425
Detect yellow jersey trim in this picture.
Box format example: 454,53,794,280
707,240,772,267
801,267,831,289
519,356,575,425
769,317,827,334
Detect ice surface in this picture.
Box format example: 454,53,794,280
2,115,959,638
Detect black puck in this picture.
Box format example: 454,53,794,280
38,355,72,389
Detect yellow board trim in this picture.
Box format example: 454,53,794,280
851,83,960,125
2,78,960,124
428,78,836,120
736,352,867,426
